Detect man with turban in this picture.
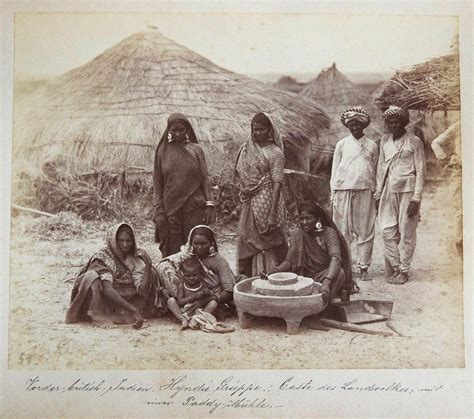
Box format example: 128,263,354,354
330,106,378,281
375,106,426,284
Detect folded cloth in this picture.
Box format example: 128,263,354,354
188,309,235,333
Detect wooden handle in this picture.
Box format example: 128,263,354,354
318,318,392,336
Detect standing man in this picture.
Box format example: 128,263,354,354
331,107,378,281
375,106,426,284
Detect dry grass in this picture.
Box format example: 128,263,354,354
374,53,460,112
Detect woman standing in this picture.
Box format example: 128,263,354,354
153,113,214,257
234,112,287,277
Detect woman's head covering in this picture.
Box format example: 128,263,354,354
382,105,410,126
188,225,219,253
250,112,284,151
107,222,137,259
78,222,138,277
298,201,328,222
161,113,198,144
340,106,371,128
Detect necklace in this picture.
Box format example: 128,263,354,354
184,282,202,292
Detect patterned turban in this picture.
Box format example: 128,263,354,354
382,105,410,125
340,106,371,128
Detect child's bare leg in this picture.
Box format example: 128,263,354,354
167,297,188,329
203,300,218,314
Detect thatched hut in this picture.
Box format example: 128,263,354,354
374,53,460,112
14,30,329,179
374,52,461,171
299,63,383,173
13,29,332,217
276,76,306,94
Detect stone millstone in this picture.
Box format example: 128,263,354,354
267,272,298,286
252,276,315,296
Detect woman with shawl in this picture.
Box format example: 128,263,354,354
157,225,236,316
234,112,288,277
66,223,165,329
153,113,214,258
268,202,357,303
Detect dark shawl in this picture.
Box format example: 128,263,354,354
153,113,204,247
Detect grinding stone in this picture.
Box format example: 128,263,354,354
267,272,298,286
252,276,315,296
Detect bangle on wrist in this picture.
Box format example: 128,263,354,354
205,201,215,207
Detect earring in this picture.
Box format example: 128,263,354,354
185,133,190,142
167,132,172,141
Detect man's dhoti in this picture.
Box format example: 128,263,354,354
378,186,420,273
332,189,376,270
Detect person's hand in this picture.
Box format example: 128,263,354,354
160,288,171,301
154,212,167,226
407,201,420,217
320,281,331,304
268,212,277,230
204,206,214,225
200,288,211,297
131,308,144,329
137,250,152,267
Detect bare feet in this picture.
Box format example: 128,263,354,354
180,319,189,330
391,272,409,285
360,268,371,281
387,269,401,284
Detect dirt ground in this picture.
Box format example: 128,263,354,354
7,179,464,369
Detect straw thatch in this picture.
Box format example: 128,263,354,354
299,63,383,173
374,53,460,112
13,30,329,179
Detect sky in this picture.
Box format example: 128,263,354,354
14,12,458,80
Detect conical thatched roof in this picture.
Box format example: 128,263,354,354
374,53,460,112
299,63,382,160
300,63,366,105
13,30,329,177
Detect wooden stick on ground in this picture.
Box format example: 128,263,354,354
318,318,393,336
12,204,55,218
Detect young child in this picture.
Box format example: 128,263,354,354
166,256,218,329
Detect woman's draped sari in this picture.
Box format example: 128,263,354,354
234,113,287,266
66,223,165,325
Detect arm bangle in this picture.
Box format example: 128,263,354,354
205,201,216,207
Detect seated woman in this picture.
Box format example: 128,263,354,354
268,202,356,303
166,256,217,330
66,223,165,329
157,225,235,315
